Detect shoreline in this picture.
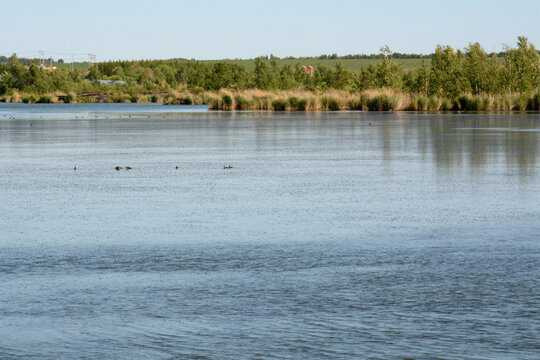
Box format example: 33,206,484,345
1,89,539,112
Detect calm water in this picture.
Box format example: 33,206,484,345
0,103,539,359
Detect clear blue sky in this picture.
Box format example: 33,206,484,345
2,0,539,61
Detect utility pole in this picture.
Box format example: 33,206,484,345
39,50,44,67
88,53,96,68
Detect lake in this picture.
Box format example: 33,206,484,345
0,103,538,359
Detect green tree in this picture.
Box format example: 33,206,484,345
332,62,350,89
502,36,540,93
407,57,429,94
253,57,272,89
429,45,467,96
464,42,490,94
375,45,403,89
312,64,334,90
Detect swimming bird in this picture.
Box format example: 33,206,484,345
115,166,123,171
74,166,77,171
175,165,179,169
125,166,132,170
223,165,233,169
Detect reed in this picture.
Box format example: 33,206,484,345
234,95,252,110
366,94,398,111
7,87,538,112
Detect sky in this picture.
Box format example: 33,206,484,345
1,0,539,61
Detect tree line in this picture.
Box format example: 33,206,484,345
0,37,538,99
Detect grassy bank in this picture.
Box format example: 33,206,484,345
204,89,540,111
1,89,539,111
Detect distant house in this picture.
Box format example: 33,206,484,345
23,64,57,71
39,64,57,72
302,65,314,76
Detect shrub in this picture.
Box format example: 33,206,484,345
457,95,480,111
221,94,233,109
64,93,74,103
527,92,540,110
112,94,128,103
234,95,251,110
427,97,440,110
320,96,340,110
327,97,341,111
287,96,299,110
417,96,427,110
150,94,159,103
366,94,397,111
22,95,37,104
180,96,193,105
514,94,529,110
347,98,363,110
208,97,220,110
252,95,271,110
297,98,307,111
406,96,419,111
163,93,175,103
271,98,287,111
440,98,453,111
307,97,318,110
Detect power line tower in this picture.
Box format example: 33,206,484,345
88,53,96,68
38,50,45,67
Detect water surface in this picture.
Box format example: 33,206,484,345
1,104,539,359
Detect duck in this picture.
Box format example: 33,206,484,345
115,166,123,171
125,166,132,170
223,165,233,169
74,166,77,171
175,166,179,169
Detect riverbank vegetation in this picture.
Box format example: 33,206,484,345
1,37,538,111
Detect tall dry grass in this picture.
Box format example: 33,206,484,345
3,88,538,111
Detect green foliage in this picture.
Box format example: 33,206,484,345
366,94,398,111
64,93,74,103
271,98,287,111
429,46,467,97
502,37,540,93
22,95,37,103
0,37,537,108
529,92,540,110
321,96,341,110
440,98,453,111
234,95,252,110
375,46,403,89
221,93,233,109
37,95,51,103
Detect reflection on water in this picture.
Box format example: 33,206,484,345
374,112,539,176
0,104,539,359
